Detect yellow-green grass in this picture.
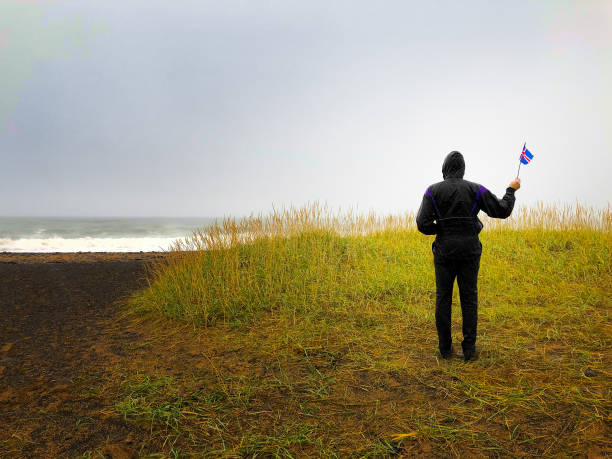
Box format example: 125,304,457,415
123,203,611,457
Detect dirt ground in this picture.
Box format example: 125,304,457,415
0,253,164,458
1,252,609,458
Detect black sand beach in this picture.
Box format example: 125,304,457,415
0,253,163,457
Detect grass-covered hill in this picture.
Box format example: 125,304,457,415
122,203,610,457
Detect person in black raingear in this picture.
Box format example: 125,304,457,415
416,151,521,361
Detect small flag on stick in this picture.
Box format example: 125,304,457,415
520,145,534,165
517,143,534,177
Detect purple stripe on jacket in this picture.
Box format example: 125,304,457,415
470,186,487,214
426,188,441,219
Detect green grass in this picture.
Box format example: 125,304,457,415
120,202,611,457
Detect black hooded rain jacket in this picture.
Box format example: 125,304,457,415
416,151,516,259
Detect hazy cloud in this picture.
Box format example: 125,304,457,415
1,0,610,216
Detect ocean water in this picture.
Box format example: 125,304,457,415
0,217,217,252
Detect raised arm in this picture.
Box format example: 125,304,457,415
479,178,520,219
416,188,438,235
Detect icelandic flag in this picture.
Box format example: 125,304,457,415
520,145,534,165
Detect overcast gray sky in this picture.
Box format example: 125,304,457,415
1,0,610,217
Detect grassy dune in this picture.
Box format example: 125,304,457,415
123,203,611,457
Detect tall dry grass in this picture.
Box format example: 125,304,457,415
169,202,611,252
130,202,610,326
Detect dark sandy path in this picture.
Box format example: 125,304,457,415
0,254,160,457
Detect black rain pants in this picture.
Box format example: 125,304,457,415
433,253,480,355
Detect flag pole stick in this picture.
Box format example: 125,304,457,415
517,142,526,178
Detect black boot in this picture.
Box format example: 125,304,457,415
463,348,478,362
440,344,454,359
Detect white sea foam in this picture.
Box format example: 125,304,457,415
0,237,180,253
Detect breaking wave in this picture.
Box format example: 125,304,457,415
0,237,179,253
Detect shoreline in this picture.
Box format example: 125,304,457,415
0,251,170,264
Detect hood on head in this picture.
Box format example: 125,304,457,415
442,151,465,179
